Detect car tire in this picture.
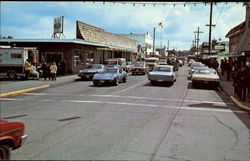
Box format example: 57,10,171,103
93,82,98,86
114,78,119,86
7,71,17,80
151,80,156,85
0,145,11,160
123,76,127,83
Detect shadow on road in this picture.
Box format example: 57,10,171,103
187,82,250,129
143,81,173,88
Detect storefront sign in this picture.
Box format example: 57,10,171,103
53,16,64,33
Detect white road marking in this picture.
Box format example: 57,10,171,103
23,92,233,105
1,97,245,114
112,79,148,94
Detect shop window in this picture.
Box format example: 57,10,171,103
73,51,84,67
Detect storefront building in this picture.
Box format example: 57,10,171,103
0,20,138,74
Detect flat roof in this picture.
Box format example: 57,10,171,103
0,38,137,52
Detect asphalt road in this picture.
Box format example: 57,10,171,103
1,65,250,160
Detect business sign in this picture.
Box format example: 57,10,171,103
53,16,64,33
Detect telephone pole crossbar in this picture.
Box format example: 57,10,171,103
194,26,203,55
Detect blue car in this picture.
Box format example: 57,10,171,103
93,67,127,86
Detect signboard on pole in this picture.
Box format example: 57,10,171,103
53,16,64,34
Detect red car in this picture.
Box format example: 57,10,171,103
0,120,28,160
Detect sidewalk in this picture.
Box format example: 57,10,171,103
218,73,250,111
0,75,79,96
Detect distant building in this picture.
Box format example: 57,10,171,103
119,33,153,59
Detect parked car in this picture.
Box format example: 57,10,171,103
188,65,209,80
93,67,127,86
77,64,106,80
148,65,178,85
191,68,221,88
131,62,149,75
0,120,28,160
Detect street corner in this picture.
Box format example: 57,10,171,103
0,85,50,98
230,96,250,112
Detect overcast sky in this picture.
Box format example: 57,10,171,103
1,1,246,50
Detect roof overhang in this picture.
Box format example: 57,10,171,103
0,39,137,52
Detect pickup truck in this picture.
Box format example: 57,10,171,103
0,120,28,160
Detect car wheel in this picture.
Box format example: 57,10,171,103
123,76,127,83
7,71,17,80
114,78,119,86
0,145,10,160
151,80,156,85
93,82,98,86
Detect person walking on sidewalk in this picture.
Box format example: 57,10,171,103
41,62,50,80
237,65,248,101
225,60,231,81
50,62,58,81
232,64,240,96
220,59,226,76
24,59,31,80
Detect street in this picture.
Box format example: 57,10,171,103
1,64,249,160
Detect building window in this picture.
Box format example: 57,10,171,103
11,53,22,59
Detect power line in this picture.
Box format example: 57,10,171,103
214,3,225,27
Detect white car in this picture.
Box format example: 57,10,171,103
191,68,220,89
148,65,178,85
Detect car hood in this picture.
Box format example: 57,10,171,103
93,73,116,79
80,69,102,73
149,71,173,76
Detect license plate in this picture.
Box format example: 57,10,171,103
86,75,90,78
157,80,164,82
100,80,105,83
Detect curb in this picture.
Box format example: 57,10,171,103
219,85,250,112
0,85,50,97
230,96,250,112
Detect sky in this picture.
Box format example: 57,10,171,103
0,1,246,51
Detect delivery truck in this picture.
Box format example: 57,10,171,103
0,46,39,80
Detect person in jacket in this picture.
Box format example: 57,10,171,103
50,62,58,81
41,62,50,80
24,59,31,80
237,65,248,101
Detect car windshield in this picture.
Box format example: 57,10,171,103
104,68,118,73
195,69,212,74
87,64,102,69
153,67,171,72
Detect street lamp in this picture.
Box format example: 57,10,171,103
152,22,164,55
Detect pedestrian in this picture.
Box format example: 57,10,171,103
30,63,40,80
232,64,240,96
220,59,226,76
237,65,248,101
50,62,58,81
24,59,31,80
225,60,231,81
41,62,49,80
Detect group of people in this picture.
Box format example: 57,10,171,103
232,64,249,102
219,58,249,102
24,59,58,81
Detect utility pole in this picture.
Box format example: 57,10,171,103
194,26,203,55
152,27,156,55
206,2,216,55
167,40,169,50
